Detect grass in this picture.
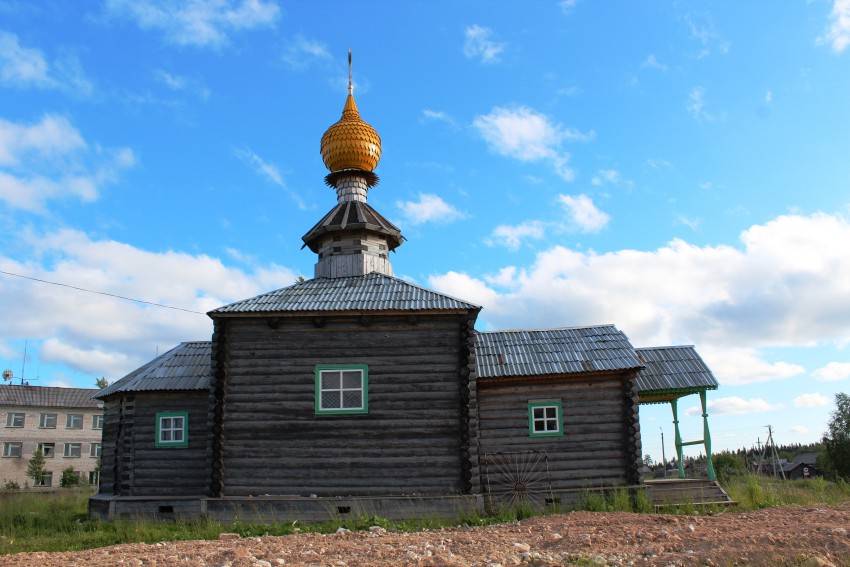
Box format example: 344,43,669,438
2,476,850,555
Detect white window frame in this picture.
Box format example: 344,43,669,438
528,401,564,437
37,472,53,487
3,442,23,457
155,412,188,448
90,443,102,458
314,365,368,415
64,442,82,458
92,414,104,429
5,412,25,428
39,413,57,428
38,442,56,458
66,414,83,429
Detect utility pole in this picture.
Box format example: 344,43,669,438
660,427,667,478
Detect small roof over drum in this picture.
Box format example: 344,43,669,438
474,325,644,380
94,341,211,400
635,345,718,403
210,273,481,315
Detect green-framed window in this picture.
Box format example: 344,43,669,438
528,401,563,437
155,412,189,448
315,365,368,415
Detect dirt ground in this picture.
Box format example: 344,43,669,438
4,506,850,566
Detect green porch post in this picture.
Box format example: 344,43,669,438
701,390,716,482
671,398,685,479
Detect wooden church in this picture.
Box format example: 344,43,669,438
90,63,718,521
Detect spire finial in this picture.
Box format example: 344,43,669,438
348,47,353,95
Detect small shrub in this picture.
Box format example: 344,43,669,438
578,490,607,512
609,487,631,512
60,467,81,488
3,480,20,490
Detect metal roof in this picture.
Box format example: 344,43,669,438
94,342,211,399
302,200,403,252
474,325,643,379
0,385,101,408
210,273,481,315
634,345,718,395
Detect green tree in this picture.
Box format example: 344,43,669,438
712,451,746,484
95,376,109,389
60,466,81,488
823,392,850,479
26,448,46,486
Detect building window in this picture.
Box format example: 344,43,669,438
64,443,82,458
155,412,188,448
38,442,56,458
90,443,102,458
39,413,57,428
315,365,368,415
37,472,53,487
528,401,563,437
5,412,25,427
66,414,83,429
88,471,99,485
92,414,104,429
3,442,22,457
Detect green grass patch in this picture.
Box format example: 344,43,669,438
723,474,850,510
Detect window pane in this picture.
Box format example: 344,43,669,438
321,371,340,389
545,407,557,419
342,371,361,389
533,407,545,420
173,430,183,442
342,390,362,408
322,391,341,409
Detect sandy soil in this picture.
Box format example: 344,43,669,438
4,506,850,566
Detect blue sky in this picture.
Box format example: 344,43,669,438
1,0,849,463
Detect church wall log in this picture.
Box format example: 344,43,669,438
219,313,471,497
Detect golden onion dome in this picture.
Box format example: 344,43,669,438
320,90,382,173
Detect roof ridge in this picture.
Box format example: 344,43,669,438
477,324,617,335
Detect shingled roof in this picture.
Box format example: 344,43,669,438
474,325,643,379
210,273,481,315
94,342,211,399
0,385,101,408
635,345,718,401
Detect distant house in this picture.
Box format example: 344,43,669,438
782,453,823,480
0,385,103,487
90,70,720,521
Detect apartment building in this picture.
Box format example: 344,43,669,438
1,384,103,488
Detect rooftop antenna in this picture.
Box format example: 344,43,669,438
20,339,28,385
348,47,353,95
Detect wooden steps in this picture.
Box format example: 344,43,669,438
644,478,737,509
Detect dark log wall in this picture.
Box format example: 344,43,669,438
477,374,641,490
216,314,470,497
101,392,209,496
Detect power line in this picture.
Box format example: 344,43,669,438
0,269,206,316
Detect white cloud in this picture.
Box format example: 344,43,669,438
0,32,93,96
676,215,702,231
429,211,850,385
233,147,306,210
558,194,609,233
788,425,810,435
486,221,546,251
794,393,831,408
473,106,591,181
591,169,621,186
686,14,730,58
282,35,331,70
560,0,578,15
641,54,668,71
820,0,850,53
0,229,296,378
104,0,280,48
463,24,505,64
765,90,773,104
421,109,456,127
0,115,134,212
687,397,780,416
153,69,210,99
687,86,716,122
813,361,850,381
396,193,464,226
